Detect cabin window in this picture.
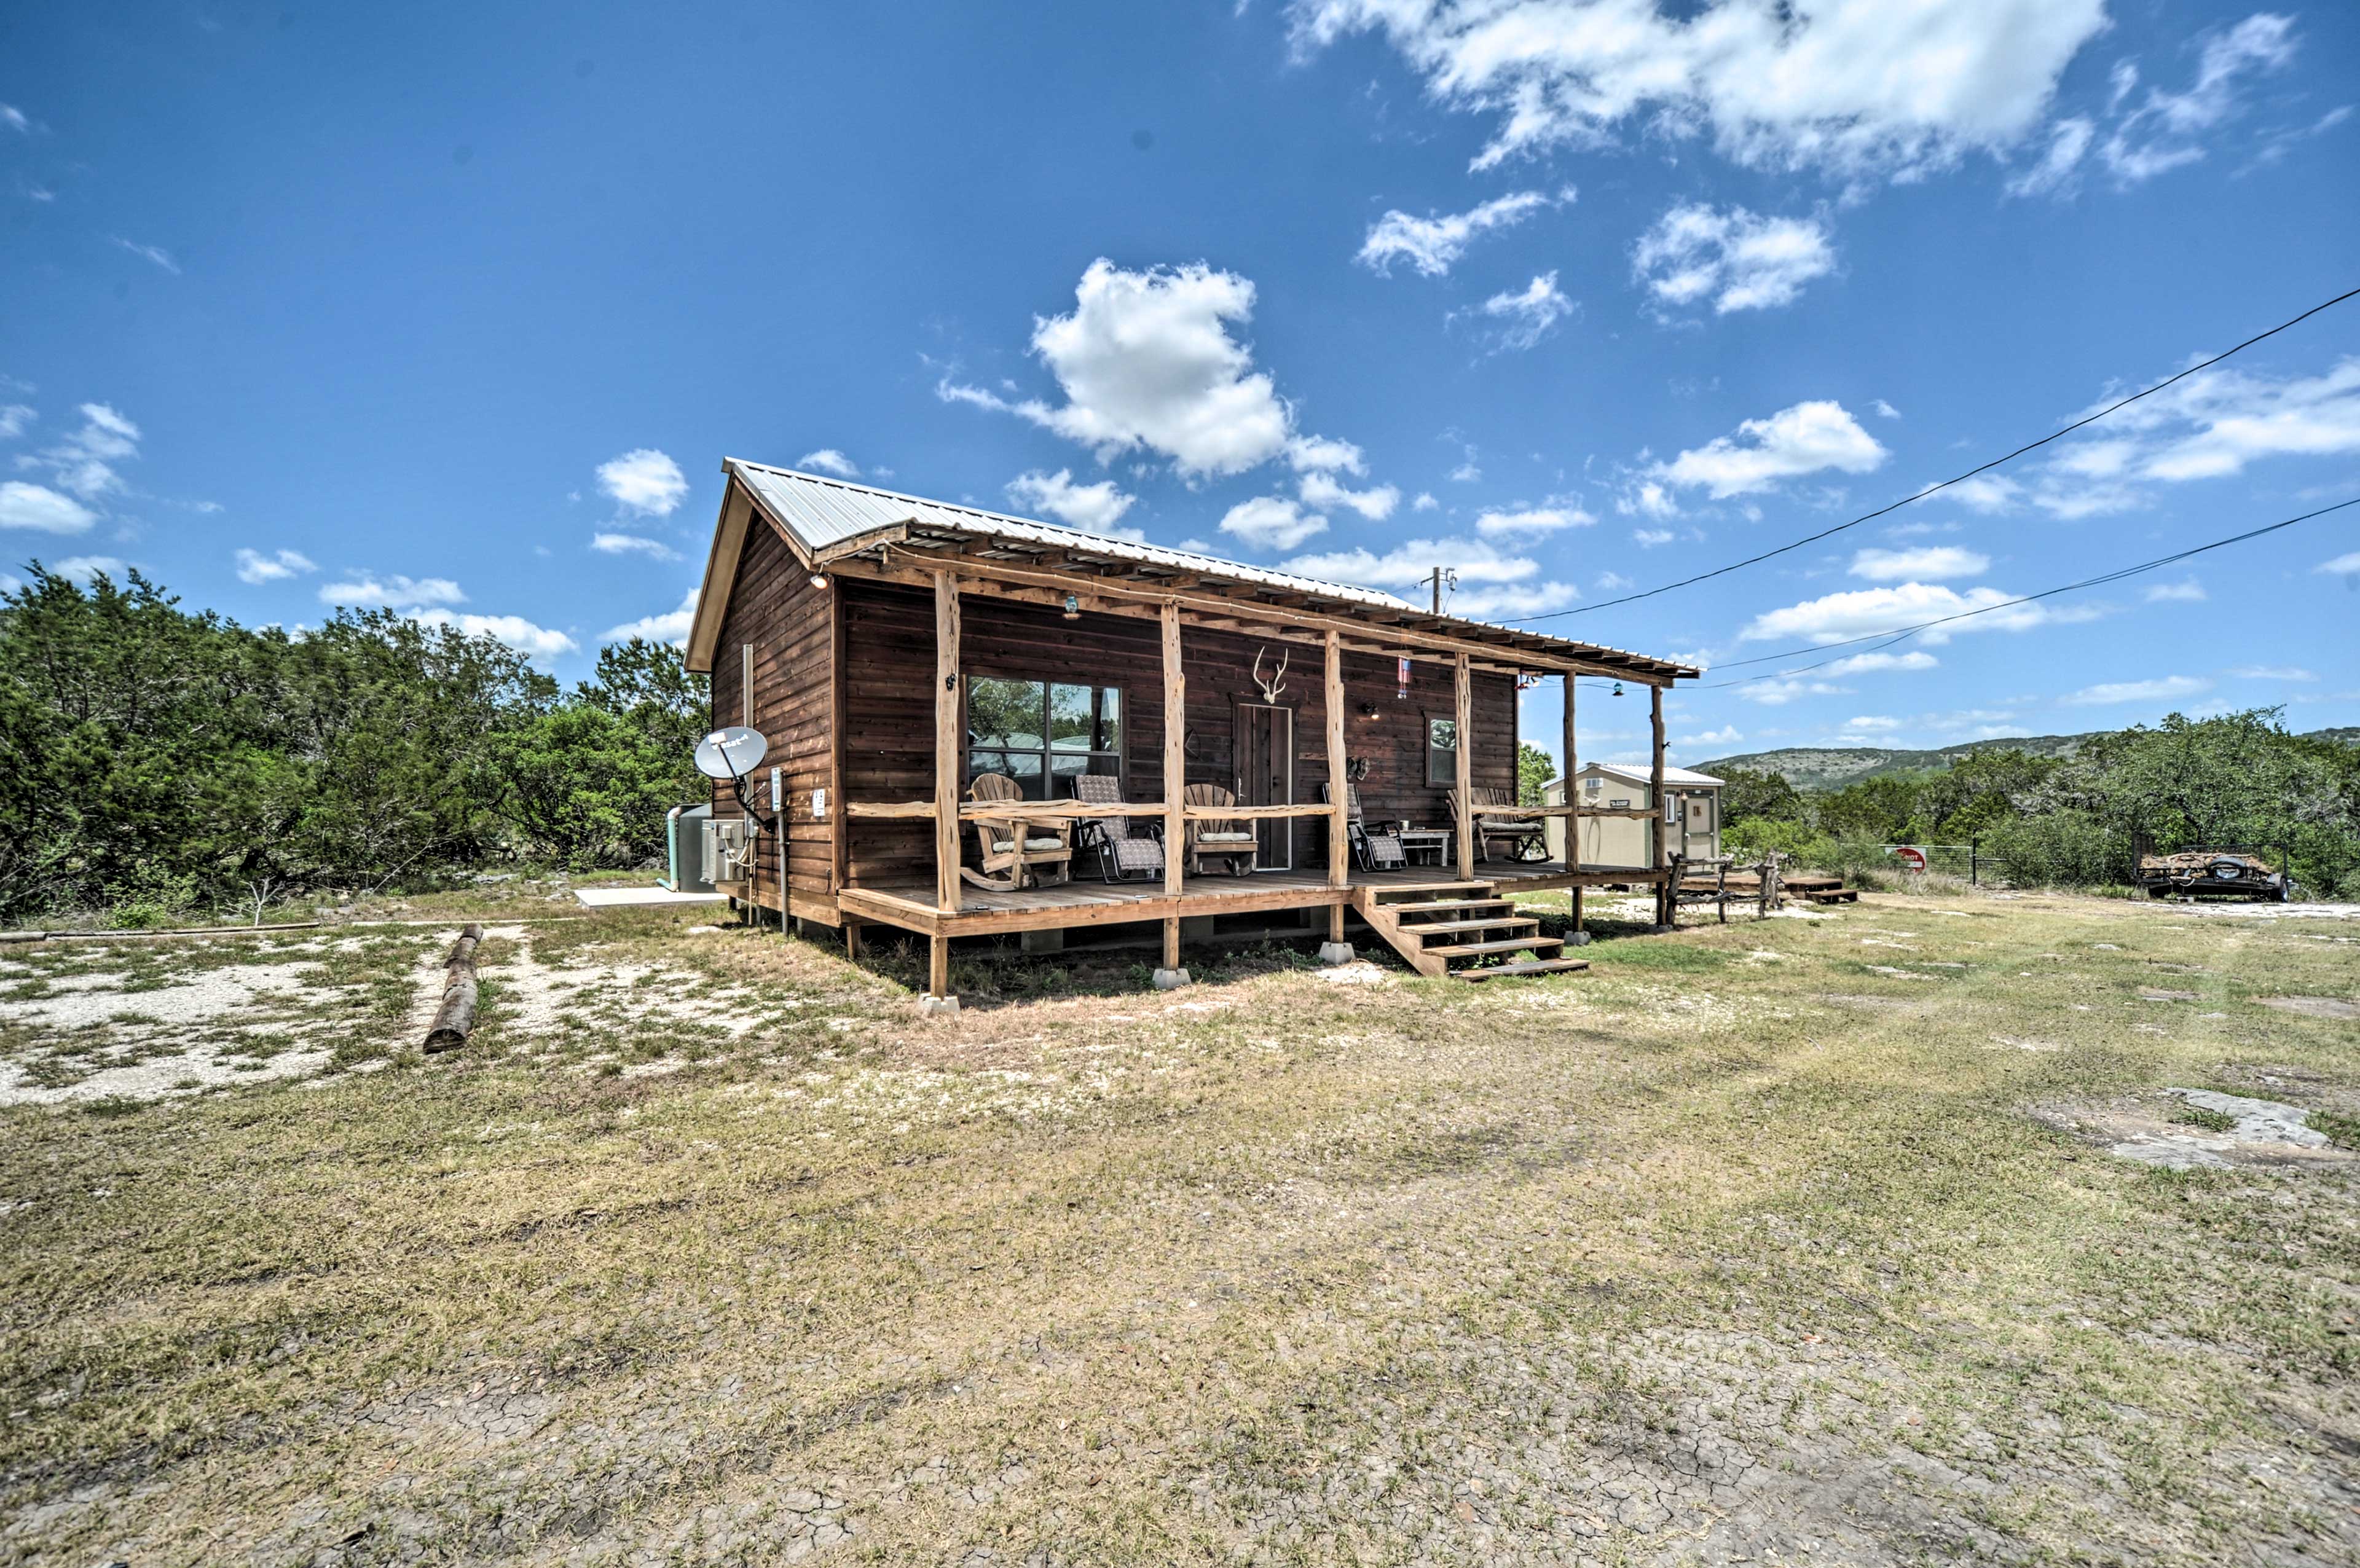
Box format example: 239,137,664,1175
966,678,1122,799
1423,715,1457,788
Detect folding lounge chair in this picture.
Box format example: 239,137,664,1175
1322,781,1404,871
1069,773,1165,883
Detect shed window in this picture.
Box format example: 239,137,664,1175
1424,715,1457,788
966,678,1122,799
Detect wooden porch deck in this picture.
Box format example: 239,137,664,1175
835,859,1667,937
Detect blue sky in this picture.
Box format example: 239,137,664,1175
4,0,2356,766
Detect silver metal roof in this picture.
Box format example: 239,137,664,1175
720,458,1698,677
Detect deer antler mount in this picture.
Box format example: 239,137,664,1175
1251,645,1289,704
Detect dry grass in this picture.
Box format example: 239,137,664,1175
2,892,2357,1566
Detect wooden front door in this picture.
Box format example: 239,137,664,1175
1235,703,1292,870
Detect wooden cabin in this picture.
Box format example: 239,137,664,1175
684,460,1699,1008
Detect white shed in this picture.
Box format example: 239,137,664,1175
1543,762,1725,868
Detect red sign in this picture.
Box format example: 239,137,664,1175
1892,845,1928,871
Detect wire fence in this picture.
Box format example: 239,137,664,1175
1877,842,2003,884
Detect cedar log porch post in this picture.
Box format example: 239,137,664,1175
1564,670,1582,935
1322,628,1351,959
1651,681,1670,928
926,570,961,1011
1453,653,1474,876
1157,601,1189,987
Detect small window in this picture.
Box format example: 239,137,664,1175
1425,715,1457,787
1583,776,1602,795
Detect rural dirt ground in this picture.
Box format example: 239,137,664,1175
2,888,2357,1566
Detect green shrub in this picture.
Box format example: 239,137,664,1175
1981,809,2128,889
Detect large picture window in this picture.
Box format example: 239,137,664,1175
966,678,1123,800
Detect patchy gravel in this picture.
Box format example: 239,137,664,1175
2257,995,2359,1021
2034,1088,2352,1172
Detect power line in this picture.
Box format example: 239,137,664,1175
1694,496,2358,690
1504,283,2360,625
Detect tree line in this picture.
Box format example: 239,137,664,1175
1717,711,2360,898
1,566,709,924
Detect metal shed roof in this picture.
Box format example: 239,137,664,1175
694,459,1699,680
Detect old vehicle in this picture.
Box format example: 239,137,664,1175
2136,847,2288,900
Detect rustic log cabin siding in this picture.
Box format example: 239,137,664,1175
710,515,834,915
832,576,1517,891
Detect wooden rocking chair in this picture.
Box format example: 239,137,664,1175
1450,784,1549,864
1182,783,1257,877
962,772,1075,890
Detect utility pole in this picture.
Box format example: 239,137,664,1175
1423,566,1458,614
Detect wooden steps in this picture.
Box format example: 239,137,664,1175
1350,880,1588,982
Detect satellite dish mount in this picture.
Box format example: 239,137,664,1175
694,726,777,828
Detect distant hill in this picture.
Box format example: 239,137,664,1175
1700,727,2357,791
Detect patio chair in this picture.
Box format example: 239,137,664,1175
1450,785,1549,864
1321,781,1404,871
1069,772,1165,884
1182,783,1258,877
962,772,1075,890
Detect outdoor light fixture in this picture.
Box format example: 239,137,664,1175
1062,592,1080,620
809,573,827,590
1611,681,1625,698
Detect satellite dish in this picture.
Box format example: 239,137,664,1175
695,726,769,781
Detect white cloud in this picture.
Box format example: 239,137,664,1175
1632,527,1675,547
1843,715,1902,732
1474,504,1592,538
319,574,466,610
1473,272,1573,350
2315,551,2360,576
590,531,683,561
1632,205,1834,315
1847,546,1989,581
1597,570,1633,590
1005,468,1142,538
1681,725,1743,747
0,404,31,438
1823,650,1938,675
1357,190,1555,276
1870,399,1901,420
234,547,317,584
1741,582,2070,645
2101,14,2297,184
1289,0,2109,181
2061,675,2212,706
794,447,861,479
0,104,28,135
1219,495,1328,551
25,403,140,500
2005,116,2095,196
1299,470,1400,521
596,448,688,517
0,480,97,533
1286,434,1366,474
1447,461,1481,483
53,555,127,586
1283,535,1575,617
940,259,1291,478
2228,664,2313,681
111,237,179,274
1735,677,1848,706
2142,577,2205,603
602,587,699,646
1411,491,1439,511
1968,356,2360,519
411,610,578,661
1658,399,1886,499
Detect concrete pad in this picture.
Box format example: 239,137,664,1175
573,887,729,909
1318,941,1355,966
1152,968,1192,990
918,995,961,1018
